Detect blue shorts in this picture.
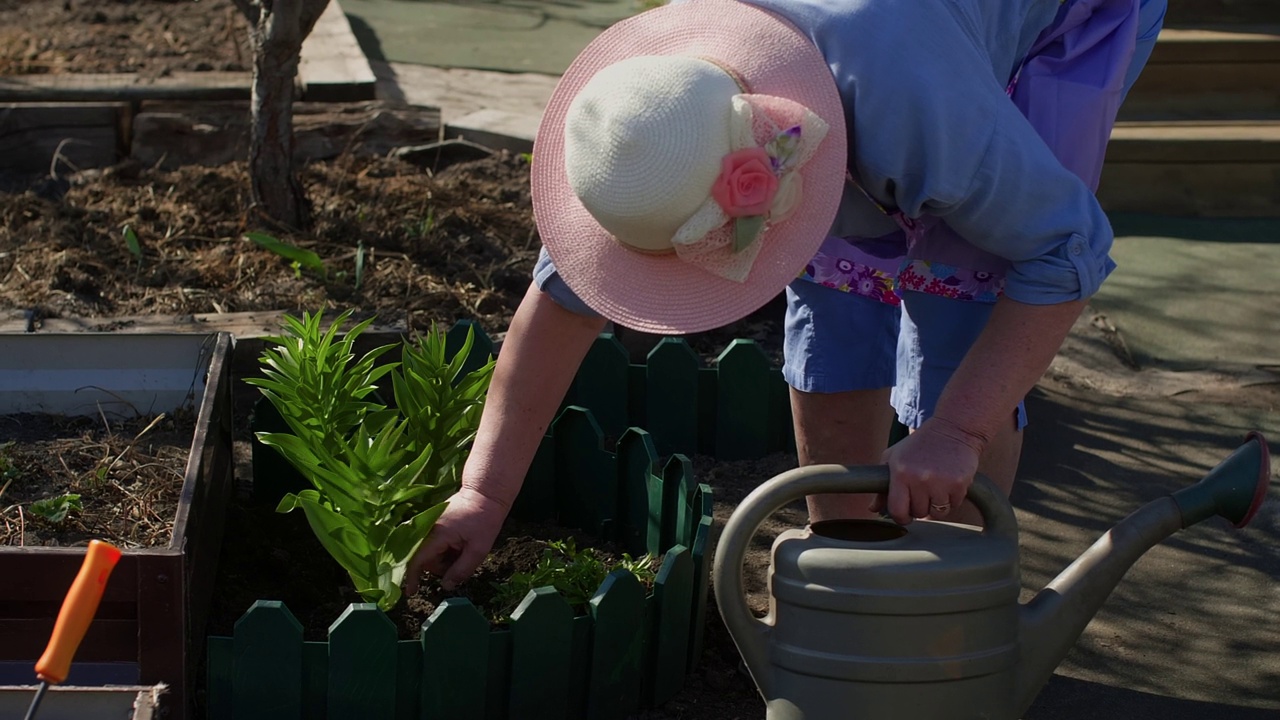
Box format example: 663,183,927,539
782,279,1029,431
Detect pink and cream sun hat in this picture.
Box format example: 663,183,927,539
530,0,847,334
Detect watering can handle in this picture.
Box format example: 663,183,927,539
711,464,1017,699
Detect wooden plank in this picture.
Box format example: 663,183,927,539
645,338,701,457
420,599,489,720
0,102,127,174
0,308,408,382
0,549,140,606
1107,120,1280,163
714,340,773,461
587,571,646,720
136,552,187,716
1149,27,1280,64
0,618,138,664
508,589,573,719
130,100,442,170
206,636,234,720
649,547,693,707
181,335,236,712
0,71,254,103
615,428,659,557
552,407,615,538
299,0,378,102
328,604,398,720
231,602,304,720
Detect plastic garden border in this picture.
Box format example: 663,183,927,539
0,332,235,720
206,320,811,720
207,405,712,720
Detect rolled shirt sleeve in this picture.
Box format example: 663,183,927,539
533,246,604,318
930,99,1116,304
826,0,1117,305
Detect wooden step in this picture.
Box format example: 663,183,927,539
1165,0,1278,26
1121,27,1280,119
1099,120,1280,216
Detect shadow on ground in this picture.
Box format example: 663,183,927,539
1026,674,1280,719
1010,383,1279,712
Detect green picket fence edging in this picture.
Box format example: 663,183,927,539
213,401,714,720
249,321,800,507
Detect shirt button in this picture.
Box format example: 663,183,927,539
1070,242,1083,256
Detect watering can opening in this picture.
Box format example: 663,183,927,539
809,519,908,543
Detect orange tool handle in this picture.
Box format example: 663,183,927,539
34,540,122,684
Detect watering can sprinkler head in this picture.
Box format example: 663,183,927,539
713,433,1272,720
1172,431,1270,529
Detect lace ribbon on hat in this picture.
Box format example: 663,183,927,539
671,94,829,283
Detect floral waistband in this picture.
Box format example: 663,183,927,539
796,240,1006,305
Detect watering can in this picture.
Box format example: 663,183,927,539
713,432,1271,720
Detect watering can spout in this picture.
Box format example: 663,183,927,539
1014,432,1271,717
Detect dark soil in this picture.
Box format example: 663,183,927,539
0,0,252,76
203,449,794,720
1,154,542,337
205,493,656,640
0,410,196,547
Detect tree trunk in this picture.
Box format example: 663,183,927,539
248,0,309,229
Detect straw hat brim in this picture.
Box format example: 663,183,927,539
531,0,847,334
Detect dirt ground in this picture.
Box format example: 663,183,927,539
0,0,251,76
0,411,196,548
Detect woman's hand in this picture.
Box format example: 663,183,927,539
873,416,986,524
404,487,510,594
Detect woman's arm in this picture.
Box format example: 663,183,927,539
405,282,607,592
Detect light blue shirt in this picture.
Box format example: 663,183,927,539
536,0,1135,314
751,0,1115,304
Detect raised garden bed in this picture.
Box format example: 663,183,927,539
0,0,378,175
208,403,714,719
0,332,234,720
205,321,798,719
0,684,165,720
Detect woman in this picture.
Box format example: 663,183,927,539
405,0,1168,594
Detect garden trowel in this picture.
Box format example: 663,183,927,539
22,539,122,720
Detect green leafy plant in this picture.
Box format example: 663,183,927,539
122,225,143,264
29,493,82,524
247,310,495,611
490,537,657,623
246,231,327,279
0,441,19,483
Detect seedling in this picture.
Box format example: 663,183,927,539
246,231,327,279
0,441,19,483
122,225,143,265
29,494,82,524
490,537,656,623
